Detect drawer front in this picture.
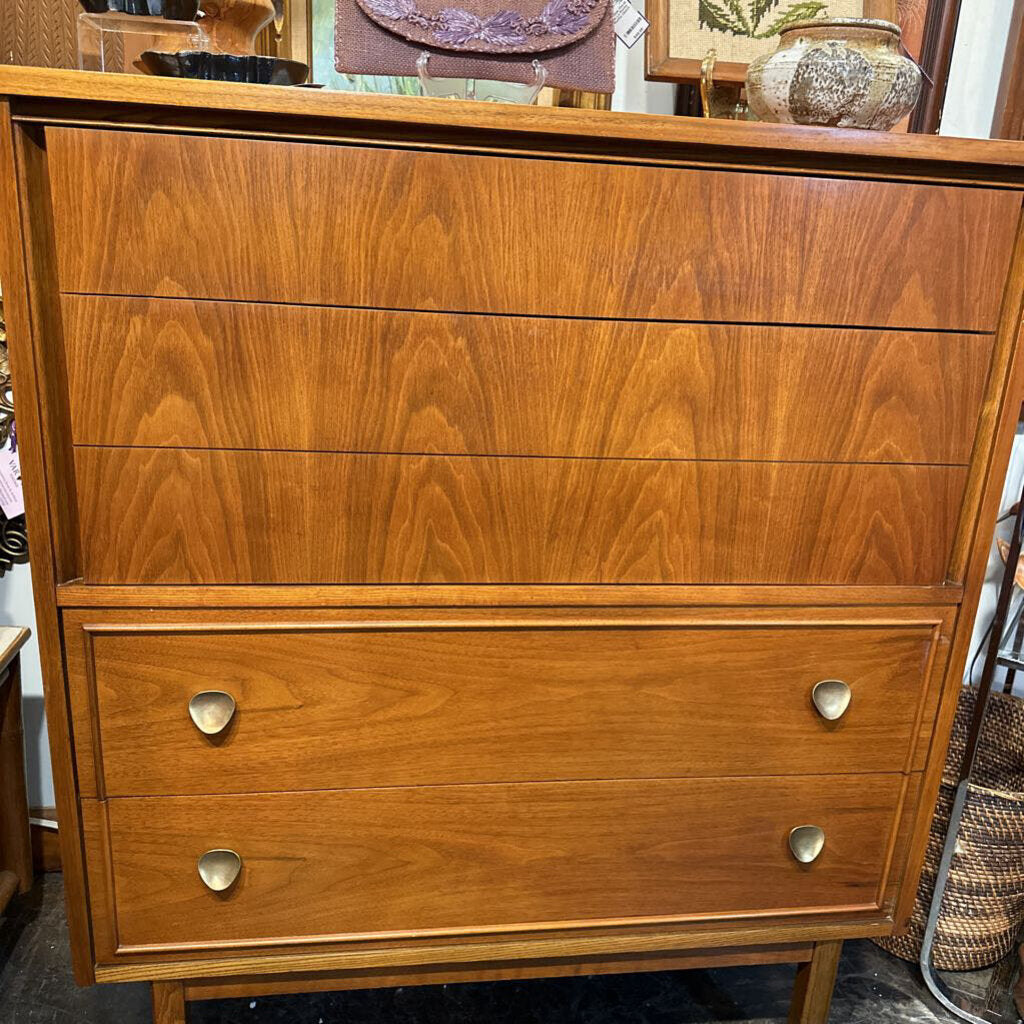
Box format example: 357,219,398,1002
73,448,966,585
63,296,993,465
48,128,1019,330
97,774,912,951
67,620,944,796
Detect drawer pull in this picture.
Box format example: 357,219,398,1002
197,849,242,891
188,691,237,736
788,825,826,864
811,680,852,721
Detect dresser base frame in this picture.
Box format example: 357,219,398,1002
148,940,839,1023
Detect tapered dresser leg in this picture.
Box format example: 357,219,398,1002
152,981,188,1024
788,940,843,1024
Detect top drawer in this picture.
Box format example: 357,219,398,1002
46,128,1020,331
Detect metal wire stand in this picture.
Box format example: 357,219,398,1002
920,472,1024,1024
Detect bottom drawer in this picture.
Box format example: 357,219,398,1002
95,774,915,953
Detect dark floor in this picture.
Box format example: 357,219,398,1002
0,876,1016,1023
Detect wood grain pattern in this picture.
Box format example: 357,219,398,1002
29,809,61,873
59,604,958,627
185,945,814,1000
4,64,1024,1015
88,914,904,982
53,582,965,607
73,623,939,796
102,774,908,951
788,939,842,1024
151,980,187,1024
62,607,953,804
946,209,1024,584
78,784,919,976
0,105,92,983
79,768,925,972
8,67,1024,184
201,0,275,55
72,446,968,586
48,129,1020,331
62,296,992,464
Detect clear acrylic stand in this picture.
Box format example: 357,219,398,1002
416,51,547,104
78,10,207,74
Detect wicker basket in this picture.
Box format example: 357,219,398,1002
875,686,1024,971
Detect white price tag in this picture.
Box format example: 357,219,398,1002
612,0,649,47
0,440,23,519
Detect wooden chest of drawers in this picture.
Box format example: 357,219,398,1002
3,67,1024,1024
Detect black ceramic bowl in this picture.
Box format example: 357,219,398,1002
139,51,310,85
79,0,201,20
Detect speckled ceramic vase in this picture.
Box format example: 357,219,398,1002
745,19,922,131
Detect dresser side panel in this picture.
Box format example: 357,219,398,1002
897,205,1024,927
0,105,91,981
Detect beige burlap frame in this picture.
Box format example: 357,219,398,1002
334,0,615,91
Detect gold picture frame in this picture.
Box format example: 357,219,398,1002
646,0,898,84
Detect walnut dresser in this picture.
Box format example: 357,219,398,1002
2,66,1024,1024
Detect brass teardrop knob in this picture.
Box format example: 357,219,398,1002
811,680,851,721
197,849,242,891
789,825,826,864
188,691,237,735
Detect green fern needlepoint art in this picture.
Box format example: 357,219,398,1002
699,0,828,38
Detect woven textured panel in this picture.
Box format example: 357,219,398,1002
0,0,79,69
876,688,1024,972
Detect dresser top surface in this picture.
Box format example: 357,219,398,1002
0,625,29,673
3,65,1024,182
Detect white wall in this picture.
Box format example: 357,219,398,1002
612,0,675,114
0,561,52,807
609,0,1015,127
965,431,1024,698
940,0,1015,139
